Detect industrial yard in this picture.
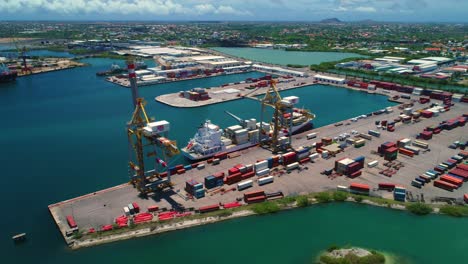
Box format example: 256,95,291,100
49,86,468,247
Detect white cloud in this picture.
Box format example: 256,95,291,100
354,6,376,12
0,0,250,17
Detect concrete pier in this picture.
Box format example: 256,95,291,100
49,96,468,246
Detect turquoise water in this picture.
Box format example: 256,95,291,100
2,54,465,263
211,47,363,66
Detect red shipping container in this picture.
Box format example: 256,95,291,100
235,164,244,169
102,225,113,231
223,202,242,209
457,164,468,171
449,169,468,178
199,204,220,213
464,194,468,203
159,172,168,178
228,167,240,176
241,171,255,179
421,110,433,118
245,195,266,203
147,205,159,212
350,183,370,191
399,148,414,157
434,180,457,191
66,215,77,228
213,171,225,178
378,183,396,190
177,169,185,174
300,157,311,164
175,164,184,170
132,202,140,213
384,147,398,154
244,190,265,199
349,170,362,178
440,175,462,187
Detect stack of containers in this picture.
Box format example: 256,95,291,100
205,175,220,189
186,180,204,198
255,160,270,176
393,186,406,202
384,147,398,161
282,152,298,166
241,165,255,180
440,175,463,188
234,129,248,144
349,183,370,195
397,138,411,148
115,215,128,228
399,148,414,157
244,190,266,203
335,158,354,175
296,147,311,163
419,131,433,140
321,137,332,146
133,212,153,224
434,180,457,191
378,142,396,154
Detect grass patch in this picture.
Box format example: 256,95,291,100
315,192,332,203
252,201,280,214
319,250,385,264
276,196,297,206
333,191,348,202
439,205,468,217
296,195,310,207
406,202,433,215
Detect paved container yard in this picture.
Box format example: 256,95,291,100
49,93,467,245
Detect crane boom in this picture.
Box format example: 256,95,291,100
224,110,245,126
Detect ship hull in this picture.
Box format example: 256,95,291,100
0,72,17,83
182,120,313,161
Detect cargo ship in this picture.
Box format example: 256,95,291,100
181,108,314,161
0,64,17,83
96,61,147,76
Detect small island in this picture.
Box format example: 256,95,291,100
317,246,386,264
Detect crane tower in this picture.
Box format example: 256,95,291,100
126,60,179,194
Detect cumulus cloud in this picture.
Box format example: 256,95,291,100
0,0,251,16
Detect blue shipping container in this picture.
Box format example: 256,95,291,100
415,177,426,185
354,156,365,163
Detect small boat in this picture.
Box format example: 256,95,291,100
12,233,27,243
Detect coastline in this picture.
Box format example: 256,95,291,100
68,192,463,250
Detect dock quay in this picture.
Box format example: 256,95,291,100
156,75,405,108
49,96,467,248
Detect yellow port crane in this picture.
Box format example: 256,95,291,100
13,38,31,75
126,59,179,194
258,80,315,153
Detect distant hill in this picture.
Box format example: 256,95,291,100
320,18,343,24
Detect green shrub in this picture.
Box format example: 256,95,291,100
406,202,433,215
354,196,363,203
327,244,339,252
333,191,348,202
439,205,468,217
315,192,331,203
296,195,310,207
252,201,280,214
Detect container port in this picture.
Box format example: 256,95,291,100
49,84,468,247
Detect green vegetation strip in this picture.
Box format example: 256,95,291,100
75,191,468,242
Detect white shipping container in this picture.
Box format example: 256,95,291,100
286,162,299,170
359,133,372,140
337,185,349,192
124,206,130,216
309,153,319,160
256,168,270,176
258,176,274,186
197,163,206,170
143,120,171,135
237,180,253,191
367,160,379,168
255,160,268,171
306,132,317,140
322,151,329,158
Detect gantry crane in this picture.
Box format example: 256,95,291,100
126,59,179,194
13,38,31,74
258,80,315,153
258,80,292,153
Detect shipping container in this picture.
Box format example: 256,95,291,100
411,180,422,188
306,133,317,139
440,175,463,187
258,176,274,186
367,160,379,168
378,183,395,190
434,180,456,191
199,204,220,213
237,180,253,191
66,215,77,228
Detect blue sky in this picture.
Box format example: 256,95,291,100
0,0,467,22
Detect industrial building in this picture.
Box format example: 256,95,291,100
313,74,346,84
